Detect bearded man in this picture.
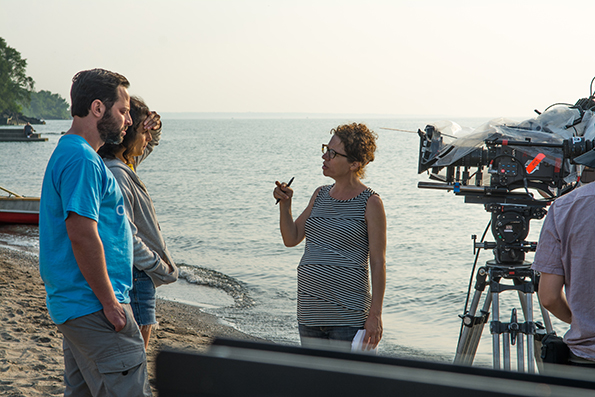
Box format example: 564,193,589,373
39,69,151,396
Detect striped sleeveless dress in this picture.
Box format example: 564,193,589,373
297,184,376,327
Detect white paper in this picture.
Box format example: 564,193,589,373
351,329,378,354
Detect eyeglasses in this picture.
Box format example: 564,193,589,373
322,144,348,159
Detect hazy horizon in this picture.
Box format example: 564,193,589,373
157,111,531,121
1,0,594,119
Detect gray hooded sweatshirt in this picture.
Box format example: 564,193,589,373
103,126,178,287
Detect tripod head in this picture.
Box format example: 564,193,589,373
471,200,547,265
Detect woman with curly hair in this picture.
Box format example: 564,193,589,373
98,97,178,349
274,123,386,351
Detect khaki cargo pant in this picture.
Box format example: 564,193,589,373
57,304,151,397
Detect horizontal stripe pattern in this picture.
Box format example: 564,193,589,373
298,185,375,327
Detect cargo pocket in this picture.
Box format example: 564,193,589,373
96,348,145,374
95,350,149,396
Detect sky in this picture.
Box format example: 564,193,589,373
1,0,594,118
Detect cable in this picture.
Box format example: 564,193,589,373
543,76,595,112
543,102,573,113
457,219,492,343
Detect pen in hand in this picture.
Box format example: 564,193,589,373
276,177,295,204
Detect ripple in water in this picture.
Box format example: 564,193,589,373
177,263,255,308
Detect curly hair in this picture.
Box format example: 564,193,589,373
331,123,378,178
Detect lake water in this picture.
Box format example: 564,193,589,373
0,117,569,367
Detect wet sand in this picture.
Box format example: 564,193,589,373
0,247,261,396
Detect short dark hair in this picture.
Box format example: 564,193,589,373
70,68,130,117
98,96,150,163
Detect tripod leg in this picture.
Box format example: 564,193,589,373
504,308,518,371
514,281,539,373
454,268,490,366
517,333,525,372
533,295,553,374
467,293,491,365
503,330,510,370
516,290,532,372
492,290,500,369
455,291,490,365
456,286,482,353
537,294,554,334
526,292,536,373
517,290,529,321
533,273,555,373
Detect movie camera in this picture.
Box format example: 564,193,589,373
417,96,595,264
416,89,595,371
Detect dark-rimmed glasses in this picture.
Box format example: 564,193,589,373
322,144,348,159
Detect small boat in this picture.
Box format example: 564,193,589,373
0,186,40,225
0,127,48,142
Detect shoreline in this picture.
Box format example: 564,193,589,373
0,246,261,396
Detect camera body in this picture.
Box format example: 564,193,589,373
417,102,595,265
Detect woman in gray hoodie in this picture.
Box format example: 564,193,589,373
99,97,178,349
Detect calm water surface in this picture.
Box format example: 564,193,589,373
0,117,570,366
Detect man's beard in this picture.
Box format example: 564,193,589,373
97,110,124,145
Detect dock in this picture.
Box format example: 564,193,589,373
0,128,48,142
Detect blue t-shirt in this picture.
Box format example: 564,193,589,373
39,134,133,324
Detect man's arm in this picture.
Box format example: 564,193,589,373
65,212,127,331
538,272,572,324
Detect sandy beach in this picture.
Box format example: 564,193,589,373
0,246,261,396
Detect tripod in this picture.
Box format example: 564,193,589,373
453,201,554,372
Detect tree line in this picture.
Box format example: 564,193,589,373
0,37,70,121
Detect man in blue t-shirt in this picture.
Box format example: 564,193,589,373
39,69,151,396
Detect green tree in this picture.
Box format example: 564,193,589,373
0,37,34,115
22,90,70,120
